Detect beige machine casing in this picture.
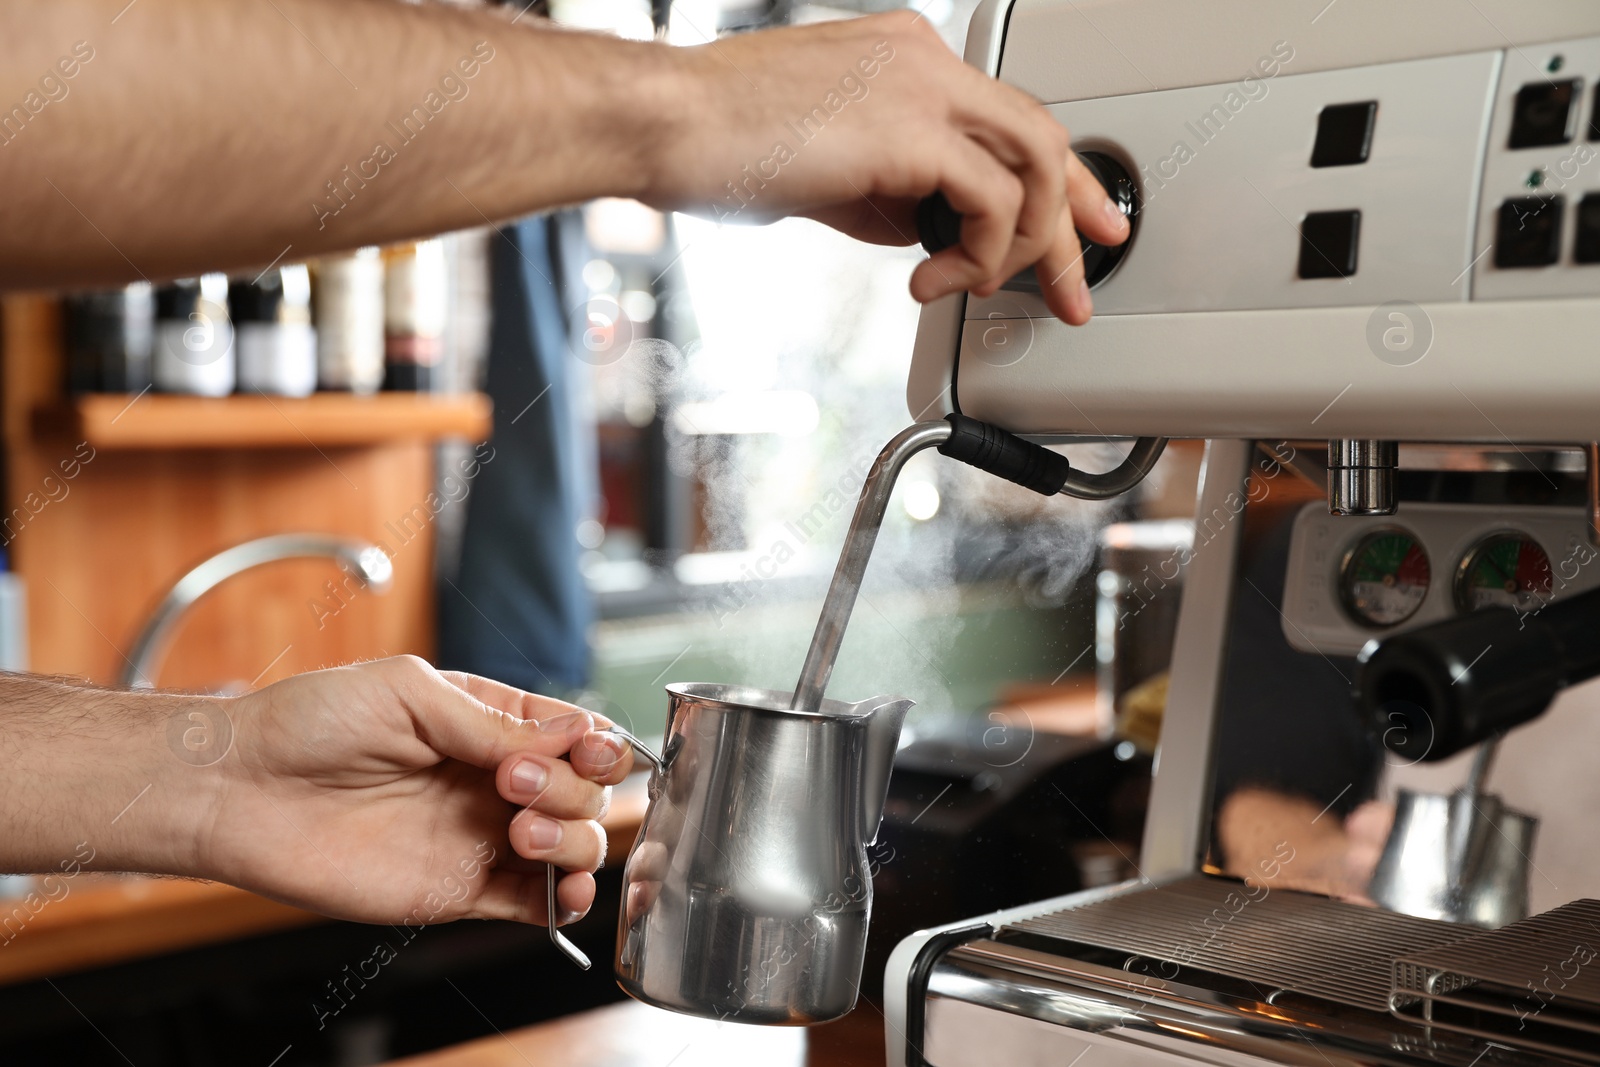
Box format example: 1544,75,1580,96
907,0,1600,442
889,2,1600,1064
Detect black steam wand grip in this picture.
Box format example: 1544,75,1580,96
1356,583,1600,762
937,413,1071,496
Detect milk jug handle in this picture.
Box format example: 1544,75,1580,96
546,725,663,970
604,724,663,775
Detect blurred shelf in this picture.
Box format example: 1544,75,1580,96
33,392,492,450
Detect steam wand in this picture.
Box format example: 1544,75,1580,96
791,415,1166,714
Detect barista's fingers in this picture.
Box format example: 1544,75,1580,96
431,670,628,784
497,752,608,820
1066,150,1130,249
910,135,1026,301
492,852,547,874
552,870,597,925
407,664,598,770
571,730,634,784
509,809,608,872
471,868,596,926
439,670,614,729
1035,205,1093,325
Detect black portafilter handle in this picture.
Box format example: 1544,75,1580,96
1355,584,1600,763
913,150,1140,291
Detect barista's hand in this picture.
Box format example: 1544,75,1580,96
648,11,1130,325
199,656,632,927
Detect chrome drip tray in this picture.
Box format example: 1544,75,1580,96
920,876,1584,1067
1005,874,1476,1012
1393,898,1600,1062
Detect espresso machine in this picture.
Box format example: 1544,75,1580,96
883,0,1600,1063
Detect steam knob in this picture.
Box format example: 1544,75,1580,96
914,150,1140,291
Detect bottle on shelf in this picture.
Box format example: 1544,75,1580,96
311,247,384,395
64,282,155,394
438,228,491,395
233,264,317,397
383,239,447,392
153,274,235,397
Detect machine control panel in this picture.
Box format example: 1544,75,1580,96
967,49,1500,319
1279,501,1600,656
963,32,1600,322
907,8,1600,444
1477,37,1600,292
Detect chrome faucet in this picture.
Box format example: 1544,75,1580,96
122,533,394,689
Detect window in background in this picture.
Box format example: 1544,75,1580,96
561,0,1169,740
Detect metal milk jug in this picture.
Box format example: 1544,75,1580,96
614,682,912,1024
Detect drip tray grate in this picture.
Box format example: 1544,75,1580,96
1006,874,1475,1012
1392,897,1600,1063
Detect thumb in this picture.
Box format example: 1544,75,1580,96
398,663,595,770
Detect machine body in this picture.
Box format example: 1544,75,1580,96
887,2,1600,1064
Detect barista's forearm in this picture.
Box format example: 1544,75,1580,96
0,674,218,876
0,0,673,288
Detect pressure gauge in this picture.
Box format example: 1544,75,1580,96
1339,528,1431,628
1455,532,1553,613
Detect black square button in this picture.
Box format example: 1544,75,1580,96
1509,79,1581,148
1311,101,1376,167
1494,196,1563,267
1299,210,1361,279
1575,193,1600,263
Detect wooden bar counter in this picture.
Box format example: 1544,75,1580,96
383,997,891,1067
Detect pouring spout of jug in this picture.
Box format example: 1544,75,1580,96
854,696,915,845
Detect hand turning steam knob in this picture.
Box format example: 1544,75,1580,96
915,150,1141,296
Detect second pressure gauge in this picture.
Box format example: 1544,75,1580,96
1455,532,1553,613
1340,528,1432,628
